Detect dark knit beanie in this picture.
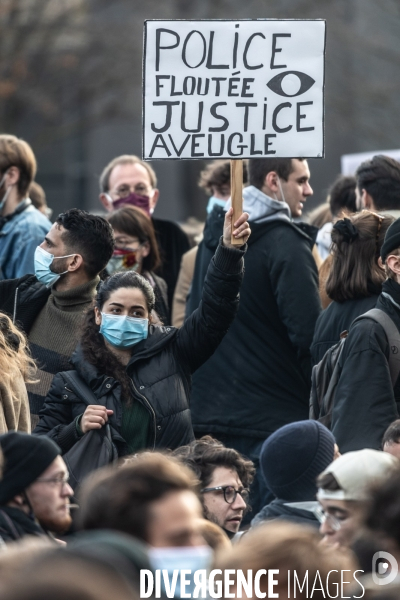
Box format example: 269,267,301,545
381,218,400,263
0,432,61,505
260,421,335,502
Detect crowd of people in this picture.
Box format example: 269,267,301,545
1,132,400,598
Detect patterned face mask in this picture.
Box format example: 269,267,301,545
106,247,141,275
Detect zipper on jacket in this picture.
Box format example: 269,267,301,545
130,379,157,450
13,287,19,324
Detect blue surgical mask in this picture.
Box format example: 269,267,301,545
100,313,148,348
34,246,75,288
148,546,212,598
206,196,227,214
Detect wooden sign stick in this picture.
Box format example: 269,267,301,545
230,159,244,246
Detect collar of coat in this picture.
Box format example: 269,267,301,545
248,218,319,248
70,325,178,389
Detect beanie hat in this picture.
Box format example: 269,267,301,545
260,421,335,502
381,217,400,263
317,448,397,502
0,432,61,505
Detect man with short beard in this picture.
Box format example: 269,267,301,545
0,432,73,543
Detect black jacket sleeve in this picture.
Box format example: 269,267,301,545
331,319,398,452
268,227,321,383
175,239,245,373
0,276,27,319
33,373,81,454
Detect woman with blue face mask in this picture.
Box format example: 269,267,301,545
34,208,251,463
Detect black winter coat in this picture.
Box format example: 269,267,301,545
311,294,380,367
0,506,47,543
332,279,400,453
251,499,319,529
188,214,321,439
34,242,245,453
0,274,50,333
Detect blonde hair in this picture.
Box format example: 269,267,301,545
99,155,157,193
0,134,37,198
0,313,37,393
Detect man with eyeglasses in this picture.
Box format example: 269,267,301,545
173,435,255,539
316,448,396,549
0,431,73,543
98,155,190,311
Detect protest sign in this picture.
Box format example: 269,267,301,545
143,19,326,161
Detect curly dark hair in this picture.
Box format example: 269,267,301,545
80,271,156,401
172,435,255,508
55,209,115,278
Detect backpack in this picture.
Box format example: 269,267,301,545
309,308,400,428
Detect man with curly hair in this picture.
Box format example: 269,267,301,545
173,436,255,538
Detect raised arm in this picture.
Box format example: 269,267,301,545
175,208,250,373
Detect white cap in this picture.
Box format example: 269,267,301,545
317,449,397,502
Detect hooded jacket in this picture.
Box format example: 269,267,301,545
251,499,320,529
188,186,321,438
34,241,245,452
331,279,400,452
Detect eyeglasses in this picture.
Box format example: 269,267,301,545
115,185,151,198
313,505,342,531
35,474,70,489
200,485,249,504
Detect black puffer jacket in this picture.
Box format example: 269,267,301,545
34,241,245,453
332,279,400,452
0,274,50,332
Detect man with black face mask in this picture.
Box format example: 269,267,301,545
0,209,115,428
98,155,190,312
0,134,51,280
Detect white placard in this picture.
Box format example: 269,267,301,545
143,19,326,160
341,149,400,175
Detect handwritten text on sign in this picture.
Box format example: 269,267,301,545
143,20,326,160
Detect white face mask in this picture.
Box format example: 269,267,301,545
34,246,75,288
148,546,212,598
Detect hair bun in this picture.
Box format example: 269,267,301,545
333,218,359,242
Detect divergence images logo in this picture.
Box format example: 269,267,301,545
372,551,398,586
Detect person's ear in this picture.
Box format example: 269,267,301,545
6,166,20,187
141,241,151,258
377,256,385,270
149,189,159,212
67,253,84,273
94,307,102,326
99,193,113,213
386,254,400,276
265,171,280,196
362,189,375,210
13,493,26,507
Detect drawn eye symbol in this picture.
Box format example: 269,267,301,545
266,70,315,97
